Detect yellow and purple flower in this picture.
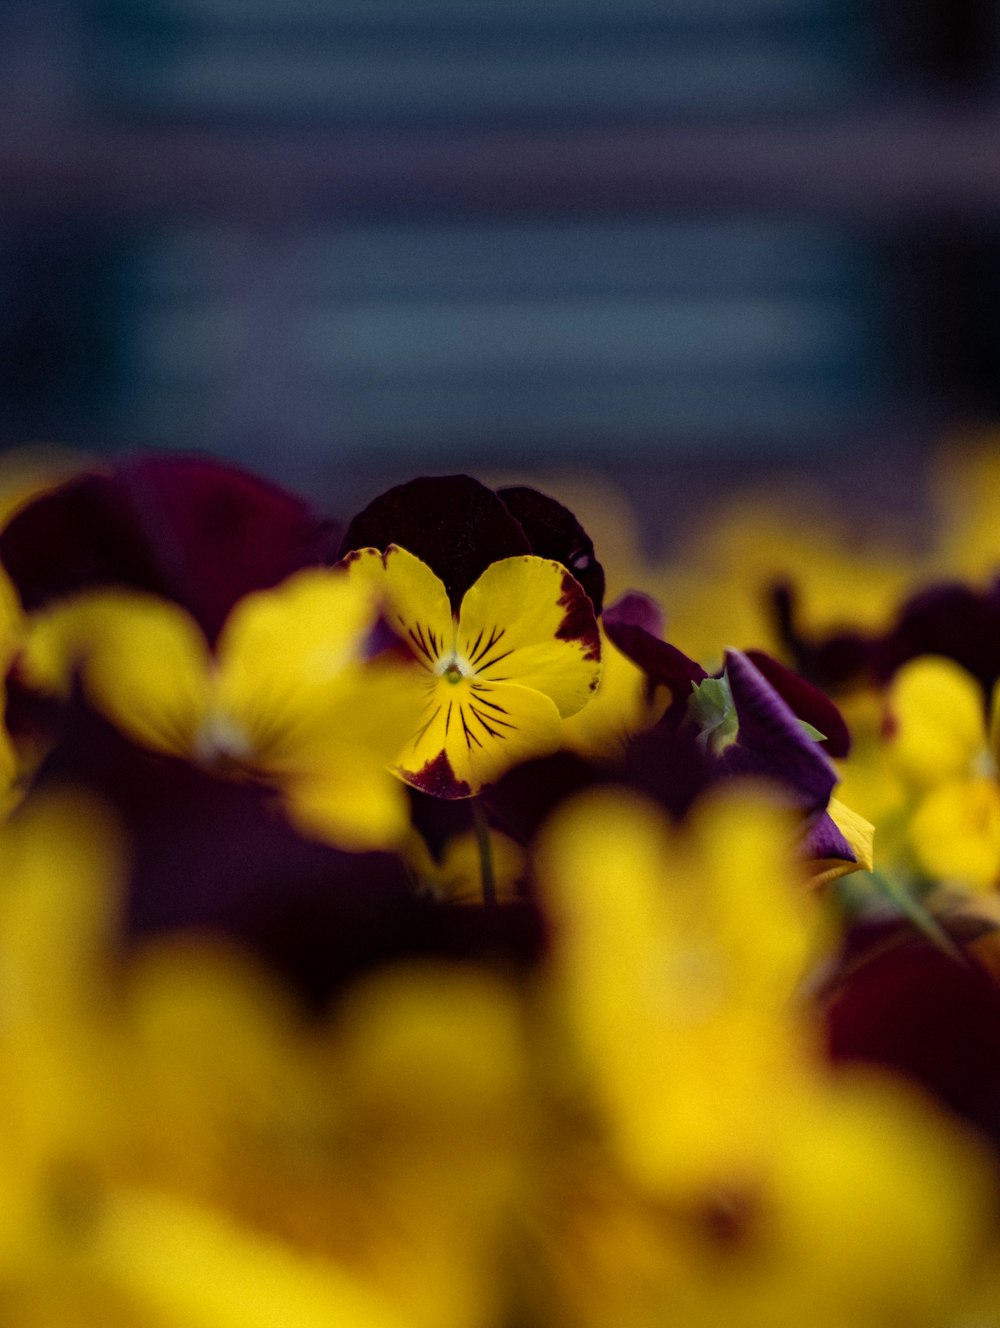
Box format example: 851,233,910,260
337,475,604,797
341,544,601,797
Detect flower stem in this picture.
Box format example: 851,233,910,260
472,798,497,909
868,869,968,966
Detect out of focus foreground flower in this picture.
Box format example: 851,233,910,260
0,782,995,1328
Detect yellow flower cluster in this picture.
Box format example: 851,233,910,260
0,786,994,1328
0,446,995,1326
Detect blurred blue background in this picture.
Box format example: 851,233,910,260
0,0,998,509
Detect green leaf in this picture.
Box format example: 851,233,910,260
688,673,739,754
866,870,968,965
797,719,827,742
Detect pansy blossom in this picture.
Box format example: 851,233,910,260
17,569,422,851
342,544,601,798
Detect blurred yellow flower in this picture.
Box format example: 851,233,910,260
19,571,423,850
533,785,997,1328
884,656,1000,892
535,785,823,1192
404,824,525,905
0,780,994,1328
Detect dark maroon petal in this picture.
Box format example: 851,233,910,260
721,649,838,813
338,475,530,610
801,809,855,863
824,938,1000,1151
30,706,414,1006
603,612,707,695
770,581,874,693
486,751,604,844
1,469,159,609
555,570,601,664
496,485,605,614
875,580,1000,697
622,718,716,821
408,787,476,862
1,455,339,645
408,749,473,799
744,648,852,758
775,577,1000,700
602,590,665,639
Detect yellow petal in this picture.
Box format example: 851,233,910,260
404,826,525,905
340,545,455,674
283,761,412,852
765,1071,997,1328
339,549,600,795
536,787,816,1191
270,658,425,850
213,567,415,773
0,790,127,1266
398,678,562,797
888,656,986,788
23,591,212,758
95,1188,407,1328
282,660,425,775
456,556,601,717
561,625,668,759
989,678,1000,764
331,967,530,1328
807,796,876,889
909,776,1000,892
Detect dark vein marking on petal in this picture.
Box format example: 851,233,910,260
471,625,505,667
466,627,484,660
445,701,453,736
555,570,602,661
406,627,432,665
469,703,514,738
413,703,442,746
555,568,600,661
469,692,510,716
476,646,515,674
410,622,435,664
460,706,483,749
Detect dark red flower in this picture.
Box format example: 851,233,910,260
825,932,1000,1152
0,454,340,645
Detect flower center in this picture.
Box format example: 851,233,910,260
193,708,254,768
443,661,465,685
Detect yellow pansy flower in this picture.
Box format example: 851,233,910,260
884,656,1000,892
342,544,601,797
536,785,824,1192
533,785,997,1328
19,570,423,851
